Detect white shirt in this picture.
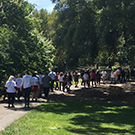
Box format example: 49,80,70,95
116,69,120,75
32,77,38,86
21,74,33,89
111,72,115,78
83,73,89,81
5,80,16,93
101,71,107,77
15,77,22,88
49,71,56,80
58,75,64,82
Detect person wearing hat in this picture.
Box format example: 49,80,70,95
34,71,39,80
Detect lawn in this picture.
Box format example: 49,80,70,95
0,100,135,135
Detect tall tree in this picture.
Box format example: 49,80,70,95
52,0,98,68
0,0,55,92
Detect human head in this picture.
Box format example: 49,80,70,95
32,73,36,77
92,69,95,73
8,75,14,81
17,74,21,77
24,70,29,74
60,72,63,76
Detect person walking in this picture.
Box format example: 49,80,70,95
5,75,17,108
55,72,59,90
96,70,101,85
38,72,43,98
58,72,64,91
83,71,89,88
74,71,79,88
49,68,56,92
42,72,52,100
110,70,115,84
20,70,34,108
67,72,72,91
101,69,107,84
63,72,68,92
90,69,96,87
126,69,130,81
31,73,40,101
15,74,22,101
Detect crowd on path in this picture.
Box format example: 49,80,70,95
3,67,134,108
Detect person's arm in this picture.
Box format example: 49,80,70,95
5,87,7,92
20,79,23,91
31,77,34,89
5,82,8,92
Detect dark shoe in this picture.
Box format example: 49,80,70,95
12,105,15,108
8,105,10,108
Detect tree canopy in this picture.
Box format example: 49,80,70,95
0,0,55,91
50,0,135,69
0,0,135,92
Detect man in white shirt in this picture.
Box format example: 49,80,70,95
101,69,107,84
83,72,89,87
21,70,34,108
49,69,56,92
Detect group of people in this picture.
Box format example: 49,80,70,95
79,67,131,87
4,69,74,108
110,68,130,84
5,70,53,108
80,69,104,88
4,67,132,108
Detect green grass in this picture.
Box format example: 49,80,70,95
1,100,135,135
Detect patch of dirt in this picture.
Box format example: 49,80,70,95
50,82,135,105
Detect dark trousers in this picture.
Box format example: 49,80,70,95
51,80,55,91
3,91,7,101
7,92,16,106
96,78,100,84
23,87,31,107
43,87,50,98
59,82,64,91
55,81,59,89
39,84,43,97
84,80,90,87
91,78,96,87
17,88,22,100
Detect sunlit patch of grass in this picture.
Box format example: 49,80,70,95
0,100,135,135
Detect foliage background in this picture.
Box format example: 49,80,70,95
0,0,135,94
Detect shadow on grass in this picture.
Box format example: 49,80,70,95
34,99,135,134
